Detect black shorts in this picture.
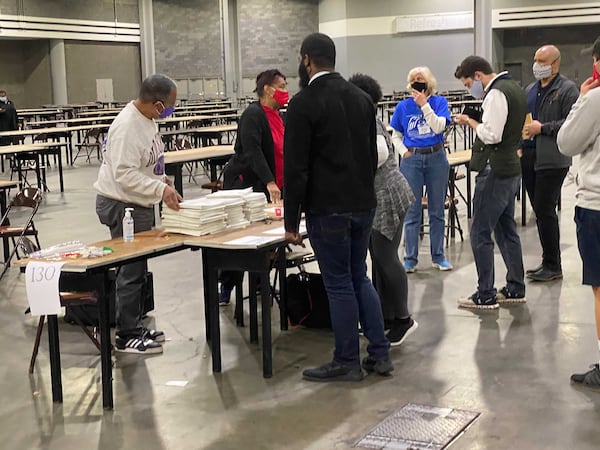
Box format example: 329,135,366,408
575,206,600,287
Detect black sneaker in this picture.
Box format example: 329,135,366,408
496,287,526,304
302,361,364,382
386,318,419,346
458,292,499,310
115,336,163,354
142,328,165,343
361,356,394,376
571,364,600,390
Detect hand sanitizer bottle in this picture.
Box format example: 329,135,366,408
123,208,134,242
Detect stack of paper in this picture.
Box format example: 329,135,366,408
222,198,249,229
243,192,268,222
162,197,228,236
207,188,267,223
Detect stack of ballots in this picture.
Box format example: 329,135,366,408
162,197,228,236
207,188,267,224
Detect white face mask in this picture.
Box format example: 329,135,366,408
533,62,553,80
468,80,485,99
0,96,7,102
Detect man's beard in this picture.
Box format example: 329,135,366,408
298,62,310,89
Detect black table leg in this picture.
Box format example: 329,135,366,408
174,164,183,196
47,314,63,403
277,247,288,331
466,162,472,219
202,251,211,341
99,270,114,409
1,190,9,264
260,270,272,378
521,178,527,226
207,265,221,373
57,146,64,192
248,275,258,344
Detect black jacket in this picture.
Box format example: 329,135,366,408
223,102,277,194
283,72,377,232
524,74,579,170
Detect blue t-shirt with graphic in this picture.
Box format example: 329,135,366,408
389,96,451,148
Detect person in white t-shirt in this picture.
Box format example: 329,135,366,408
95,74,182,354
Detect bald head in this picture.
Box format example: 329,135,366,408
535,45,561,67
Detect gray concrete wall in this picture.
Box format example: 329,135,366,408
503,24,598,89
23,40,53,107
64,41,141,103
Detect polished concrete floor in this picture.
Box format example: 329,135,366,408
1,161,600,450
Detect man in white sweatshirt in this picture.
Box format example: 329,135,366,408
557,36,600,389
95,74,182,354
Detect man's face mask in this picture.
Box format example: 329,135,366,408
0,96,7,102
157,101,175,118
532,62,553,80
411,81,427,93
298,61,310,89
468,79,485,99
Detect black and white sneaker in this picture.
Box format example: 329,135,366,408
142,328,166,343
115,336,163,354
386,318,418,346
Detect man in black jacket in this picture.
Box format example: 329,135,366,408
520,45,579,281
284,33,391,382
0,90,18,146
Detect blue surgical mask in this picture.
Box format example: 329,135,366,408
157,102,175,118
468,80,485,99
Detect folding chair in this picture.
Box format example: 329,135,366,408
0,187,43,280
173,138,200,185
28,291,101,374
73,127,103,164
10,134,48,191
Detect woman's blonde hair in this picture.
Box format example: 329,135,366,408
406,66,437,96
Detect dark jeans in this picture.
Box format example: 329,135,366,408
520,151,567,271
471,167,525,299
96,195,154,338
370,226,409,321
306,210,389,367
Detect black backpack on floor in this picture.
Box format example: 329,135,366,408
285,271,331,329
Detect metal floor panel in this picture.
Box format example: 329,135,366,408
355,403,480,450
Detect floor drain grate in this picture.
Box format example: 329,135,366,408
354,403,480,449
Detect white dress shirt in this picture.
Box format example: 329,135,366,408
476,72,509,145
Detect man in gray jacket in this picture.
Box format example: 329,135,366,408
520,45,579,281
557,36,600,390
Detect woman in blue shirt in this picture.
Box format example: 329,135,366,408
390,66,452,273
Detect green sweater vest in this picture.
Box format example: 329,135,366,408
471,77,527,178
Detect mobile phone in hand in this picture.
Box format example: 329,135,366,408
593,63,600,81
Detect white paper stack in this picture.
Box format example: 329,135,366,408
243,192,268,222
222,198,249,229
162,197,228,236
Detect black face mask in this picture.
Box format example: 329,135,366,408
298,61,310,89
411,81,427,93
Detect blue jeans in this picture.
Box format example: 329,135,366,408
471,167,525,299
400,149,449,265
306,210,390,367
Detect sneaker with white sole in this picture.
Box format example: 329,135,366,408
571,364,600,390
432,260,453,271
458,292,499,310
495,286,526,304
115,335,163,354
142,328,166,343
386,318,418,346
403,261,417,273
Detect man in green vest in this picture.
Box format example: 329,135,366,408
453,55,527,309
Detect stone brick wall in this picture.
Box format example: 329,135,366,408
153,0,223,79
238,0,318,78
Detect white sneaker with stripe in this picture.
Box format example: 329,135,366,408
115,336,163,354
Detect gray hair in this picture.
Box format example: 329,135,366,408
139,74,177,103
